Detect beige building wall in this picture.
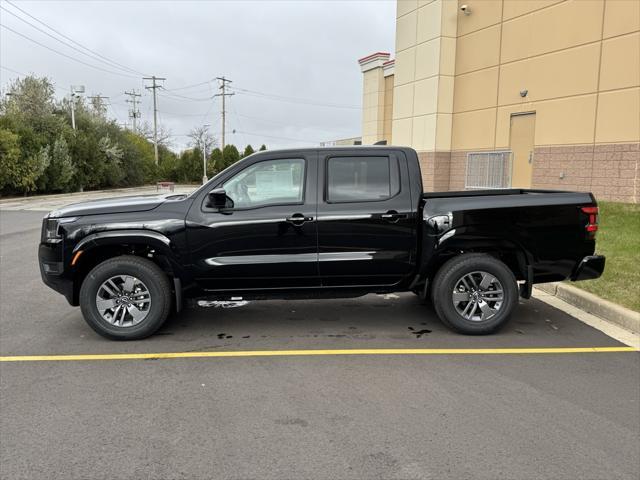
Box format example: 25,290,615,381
359,52,396,145
391,0,459,189
368,0,640,202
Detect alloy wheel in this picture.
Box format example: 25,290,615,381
95,275,151,327
452,271,504,322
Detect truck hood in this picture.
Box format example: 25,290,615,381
48,194,185,218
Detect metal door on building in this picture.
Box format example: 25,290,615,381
509,113,536,188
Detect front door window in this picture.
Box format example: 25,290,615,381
223,158,305,209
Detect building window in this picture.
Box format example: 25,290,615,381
465,152,512,189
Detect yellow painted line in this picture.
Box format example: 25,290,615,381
0,347,636,362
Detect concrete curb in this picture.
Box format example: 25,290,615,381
535,283,640,334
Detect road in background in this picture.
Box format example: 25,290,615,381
0,185,197,213
1,203,639,479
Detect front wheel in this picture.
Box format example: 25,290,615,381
431,254,518,334
79,255,172,340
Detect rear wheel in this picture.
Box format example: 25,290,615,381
79,256,172,340
431,254,518,334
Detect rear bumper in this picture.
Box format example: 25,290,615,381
39,243,76,305
570,255,606,281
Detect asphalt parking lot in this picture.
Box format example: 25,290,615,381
1,205,639,480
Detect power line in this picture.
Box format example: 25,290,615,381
105,101,122,124
157,110,210,118
0,24,139,78
161,85,214,96
158,90,212,102
229,110,357,137
3,0,145,76
163,78,215,92
231,86,360,109
0,5,143,77
0,65,26,77
233,129,318,144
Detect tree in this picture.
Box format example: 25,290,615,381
21,146,50,193
259,144,267,151
221,144,240,170
46,136,75,192
158,146,179,181
176,148,202,183
98,136,125,187
242,144,255,158
207,147,223,177
89,96,107,119
0,74,192,194
0,128,21,191
140,121,173,148
1,76,55,119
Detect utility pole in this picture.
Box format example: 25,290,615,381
124,90,141,131
88,94,109,118
143,76,166,165
213,76,234,161
69,85,85,130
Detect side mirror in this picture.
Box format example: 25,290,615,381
207,188,233,209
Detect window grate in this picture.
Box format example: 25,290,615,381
465,151,512,189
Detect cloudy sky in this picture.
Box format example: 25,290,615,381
0,0,396,151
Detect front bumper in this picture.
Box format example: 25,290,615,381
38,243,76,305
570,255,606,281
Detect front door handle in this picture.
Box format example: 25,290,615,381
285,213,313,226
381,210,407,223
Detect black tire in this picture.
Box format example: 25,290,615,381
431,253,518,335
79,255,172,340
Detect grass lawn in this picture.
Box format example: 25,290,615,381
573,201,640,312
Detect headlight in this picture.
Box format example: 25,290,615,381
42,217,77,243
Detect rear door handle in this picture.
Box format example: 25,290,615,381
285,213,314,226
381,210,407,223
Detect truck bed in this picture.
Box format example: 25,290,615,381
422,189,595,208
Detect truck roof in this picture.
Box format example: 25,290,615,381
248,145,415,156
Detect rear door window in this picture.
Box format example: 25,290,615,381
326,156,399,203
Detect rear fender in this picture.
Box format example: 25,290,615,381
421,227,533,291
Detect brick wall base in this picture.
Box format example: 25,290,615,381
417,152,451,192
532,143,639,203
416,143,639,203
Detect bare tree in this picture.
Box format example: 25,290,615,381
139,121,173,147
188,125,217,155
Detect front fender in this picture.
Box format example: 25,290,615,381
72,229,187,280
73,229,173,255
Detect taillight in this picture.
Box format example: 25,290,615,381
581,206,599,238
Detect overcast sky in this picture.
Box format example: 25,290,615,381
0,0,396,151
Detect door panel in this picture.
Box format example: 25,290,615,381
510,113,536,188
316,150,415,287
186,153,319,291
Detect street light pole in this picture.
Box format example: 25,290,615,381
70,87,76,130
202,124,210,185
202,148,207,185
69,85,85,131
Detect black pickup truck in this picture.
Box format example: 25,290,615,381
39,146,605,340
